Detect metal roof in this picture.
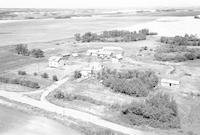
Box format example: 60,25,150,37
161,79,180,85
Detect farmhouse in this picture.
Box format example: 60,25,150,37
161,79,180,88
81,62,103,78
48,56,65,68
87,49,99,56
102,46,123,51
98,50,113,58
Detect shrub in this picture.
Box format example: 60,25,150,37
121,93,180,129
0,76,40,89
74,70,81,79
33,72,38,76
30,49,44,58
52,75,58,81
15,44,29,56
74,33,81,41
54,91,65,99
41,73,49,78
18,71,27,75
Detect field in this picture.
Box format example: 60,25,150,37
1,13,200,135
0,16,156,46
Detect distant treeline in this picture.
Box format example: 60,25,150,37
74,29,157,42
160,34,200,46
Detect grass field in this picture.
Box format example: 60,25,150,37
0,45,45,73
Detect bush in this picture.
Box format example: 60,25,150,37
15,44,29,56
18,71,27,75
33,72,38,76
121,93,180,129
52,75,58,81
0,76,40,89
30,49,44,58
41,73,49,78
74,70,81,79
74,33,81,41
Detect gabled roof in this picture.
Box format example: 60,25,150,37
98,50,112,55
161,79,180,85
48,56,63,62
102,46,123,51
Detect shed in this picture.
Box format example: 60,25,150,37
87,49,99,56
48,56,65,68
98,50,113,58
161,79,180,88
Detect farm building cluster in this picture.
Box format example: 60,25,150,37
87,46,124,63
48,46,124,78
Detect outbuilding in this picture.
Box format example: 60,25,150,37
48,56,65,68
161,79,180,88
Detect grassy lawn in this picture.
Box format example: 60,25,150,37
0,45,45,73
24,92,43,101
47,79,137,116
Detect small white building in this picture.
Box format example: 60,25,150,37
72,53,79,57
89,62,103,71
87,49,99,56
48,56,65,68
80,68,91,78
161,79,180,88
98,50,113,58
102,46,123,51
102,46,124,59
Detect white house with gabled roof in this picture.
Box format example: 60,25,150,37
48,56,65,68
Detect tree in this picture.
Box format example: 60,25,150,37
74,33,81,41
15,44,29,56
31,49,44,58
74,71,81,79
41,73,49,78
18,71,27,75
52,75,58,81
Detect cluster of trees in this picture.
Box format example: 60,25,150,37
74,70,82,79
18,71,27,75
74,29,157,43
154,44,200,62
160,34,200,46
97,68,158,97
0,76,40,89
15,44,44,58
121,93,180,129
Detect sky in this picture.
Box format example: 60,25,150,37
0,0,200,9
